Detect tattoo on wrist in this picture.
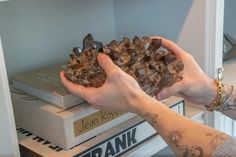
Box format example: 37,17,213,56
167,130,204,157
142,112,159,128
221,98,236,111
220,85,236,111
206,132,228,151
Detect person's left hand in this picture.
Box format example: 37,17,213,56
60,53,147,113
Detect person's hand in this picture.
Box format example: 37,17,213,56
60,53,147,113
152,37,217,106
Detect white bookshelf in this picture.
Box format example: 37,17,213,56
215,0,236,136
0,38,20,156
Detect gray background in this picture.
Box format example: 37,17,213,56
224,0,236,40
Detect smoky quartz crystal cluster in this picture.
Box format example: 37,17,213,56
64,34,184,96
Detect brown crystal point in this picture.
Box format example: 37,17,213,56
148,39,162,51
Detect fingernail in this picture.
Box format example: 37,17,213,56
98,53,105,59
60,71,64,77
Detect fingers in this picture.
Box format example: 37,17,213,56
150,36,186,59
156,82,183,101
60,71,93,100
97,53,120,76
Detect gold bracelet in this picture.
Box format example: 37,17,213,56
205,79,227,112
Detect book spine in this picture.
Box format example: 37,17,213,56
12,80,85,110
12,80,66,109
73,111,126,137
17,119,157,157
11,89,132,136
74,120,157,157
11,89,135,150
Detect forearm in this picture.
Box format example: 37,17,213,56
135,94,229,157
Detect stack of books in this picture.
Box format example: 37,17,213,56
16,96,185,157
10,64,135,150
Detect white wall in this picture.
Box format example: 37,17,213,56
113,0,207,69
0,0,116,76
113,0,192,40
176,0,206,70
0,0,209,75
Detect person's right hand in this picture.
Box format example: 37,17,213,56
60,53,148,114
152,37,217,106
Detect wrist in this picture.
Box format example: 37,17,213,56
203,77,218,107
128,90,146,114
205,79,231,111
129,91,160,115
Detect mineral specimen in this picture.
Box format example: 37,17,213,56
64,34,184,96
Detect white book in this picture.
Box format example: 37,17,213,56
11,64,85,110
11,89,136,150
16,97,184,157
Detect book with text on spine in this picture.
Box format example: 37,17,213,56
11,88,136,150
11,64,85,110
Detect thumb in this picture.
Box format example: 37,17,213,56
97,53,119,75
156,83,182,100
